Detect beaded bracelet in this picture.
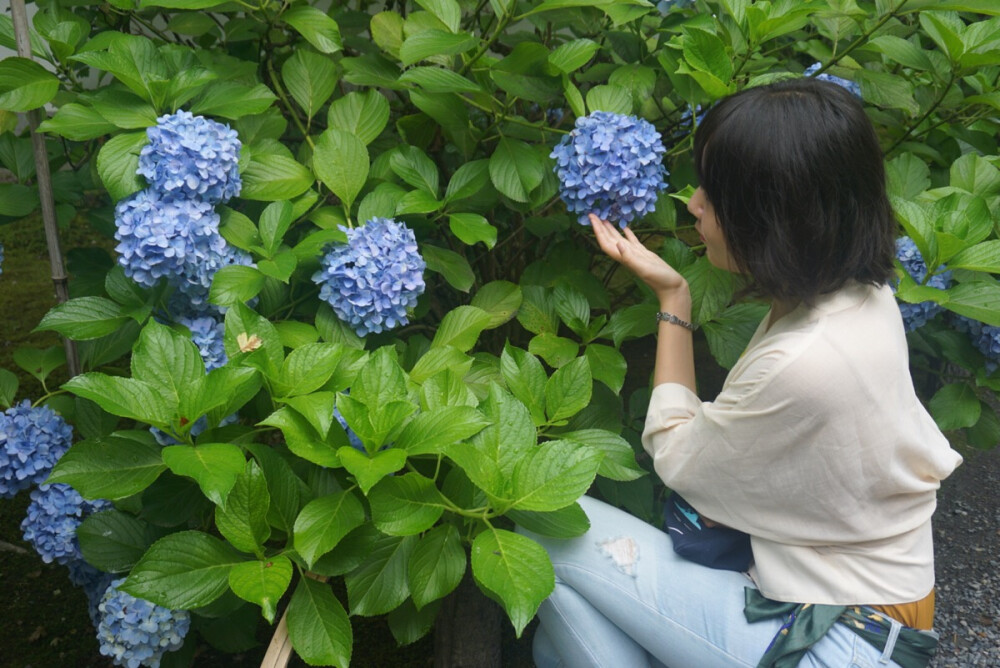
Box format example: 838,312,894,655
655,310,695,331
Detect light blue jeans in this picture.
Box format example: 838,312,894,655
521,495,906,668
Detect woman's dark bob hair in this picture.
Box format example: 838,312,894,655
693,77,896,304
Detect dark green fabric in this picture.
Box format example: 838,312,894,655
744,588,937,668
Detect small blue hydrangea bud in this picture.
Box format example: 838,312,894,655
804,62,863,99
312,218,427,337
170,243,255,310
97,578,191,668
656,0,693,14
550,110,668,227
138,110,241,204
150,413,238,446
114,190,225,289
953,315,1000,373
21,483,113,565
893,237,951,332
175,315,227,371
0,400,73,498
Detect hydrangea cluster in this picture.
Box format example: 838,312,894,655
0,242,4,275
0,400,73,498
21,483,113,564
138,110,241,204
656,0,693,13
97,578,191,668
171,244,254,309
551,111,668,227
804,62,863,99
312,218,426,336
176,314,227,371
894,237,952,332
114,190,224,289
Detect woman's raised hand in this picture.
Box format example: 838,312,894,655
590,213,688,299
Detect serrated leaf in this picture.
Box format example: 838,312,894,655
122,530,243,609
96,131,147,203
313,128,369,213
394,406,489,455
399,30,477,66
559,429,644,482
162,443,246,506
408,524,465,610
47,434,165,500
38,103,118,139
338,447,407,495
294,490,366,567
510,440,602,511
0,57,59,111
283,5,343,54
489,138,544,203
282,49,339,120
327,90,389,145
471,528,553,637
64,374,172,425
423,245,475,292
215,460,271,554
77,510,158,573
228,555,292,624
929,383,981,431
241,155,315,202
369,473,445,535
449,213,497,249
190,82,277,120
500,345,547,426
507,503,590,538
345,534,417,616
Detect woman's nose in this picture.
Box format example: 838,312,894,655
687,187,704,217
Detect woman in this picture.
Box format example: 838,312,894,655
522,78,963,667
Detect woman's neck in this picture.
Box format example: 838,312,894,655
767,299,799,332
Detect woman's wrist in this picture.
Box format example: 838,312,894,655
656,284,692,318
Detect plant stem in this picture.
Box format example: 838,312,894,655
886,70,956,155
815,0,909,75
265,57,314,149
460,0,514,75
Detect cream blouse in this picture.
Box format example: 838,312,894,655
642,281,963,605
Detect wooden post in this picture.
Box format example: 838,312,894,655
9,0,81,377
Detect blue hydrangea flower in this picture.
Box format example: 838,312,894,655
175,315,227,371
312,218,426,337
953,315,1000,373
170,243,254,310
0,242,4,276
138,110,241,204
334,405,364,452
893,237,951,332
114,189,225,289
21,483,113,565
97,578,191,668
804,62,863,99
0,400,73,498
656,0,693,13
68,560,116,628
551,110,668,227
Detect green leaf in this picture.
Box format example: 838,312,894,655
866,35,933,70
471,281,521,328
219,207,262,251
294,490,366,568
510,440,602,511
131,320,204,401
241,155,315,201
258,200,294,258
273,343,345,398
35,296,129,341
0,183,39,217
394,406,489,455
517,285,558,335
585,84,632,115
390,145,439,196
491,42,561,103
408,525,465,610
948,241,1000,274
77,510,158,573
0,369,17,409
96,131,147,202
415,0,462,32
471,528,553,637
548,39,600,74
529,333,579,370
399,30,477,66
489,138,544,203
423,245,475,292
162,443,246,506
122,530,243,609
0,58,59,111
929,383,981,431
244,442,301,534
327,90,390,145
945,281,1000,327
447,385,535,499
47,434,165,500
856,70,918,115
369,473,445,536
260,407,340,468
559,429,644,482
431,306,492,353
228,555,292,624
545,356,591,423
583,344,626,394
371,11,405,58
449,213,497,249
682,28,732,80
967,405,1000,450
139,0,232,7
553,284,589,335
886,153,930,200
283,50,339,121
338,447,408,495
500,345,547,426
399,67,481,93
313,128,369,213
683,257,736,325
345,534,417,616
208,265,265,308
215,460,271,555
190,82,277,120
702,302,768,370
507,503,590,538
283,5,343,54
89,88,158,129
38,103,117,140
950,153,1000,197
13,346,65,386
64,374,171,425
287,577,353,667
444,160,490,203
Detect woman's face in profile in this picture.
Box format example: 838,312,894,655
688,186,738,272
